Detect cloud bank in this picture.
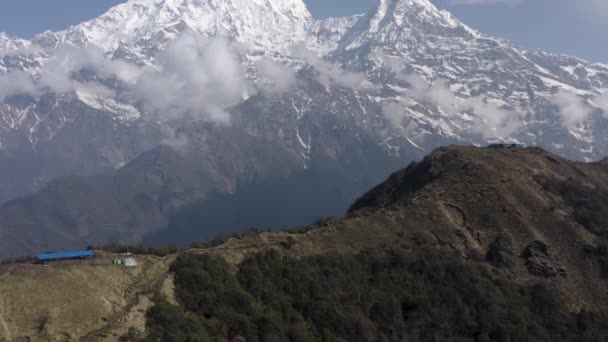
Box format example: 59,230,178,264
293,44,365,90
0,44,140,102
550,90,608,128
595,92,608,117
552,91,592,129
0,31,303,127
0,31,367,130
256,57,297,95
132,32,248,125
377,51,608,136
388,72,523,138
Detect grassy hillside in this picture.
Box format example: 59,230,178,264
0,251,175,342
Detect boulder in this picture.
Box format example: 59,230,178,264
522,241,566,278
486,236,514,268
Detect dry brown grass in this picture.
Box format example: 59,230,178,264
0,251,174,342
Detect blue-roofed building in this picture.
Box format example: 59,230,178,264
36,250,95,262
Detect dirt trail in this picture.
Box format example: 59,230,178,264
83,255,176,341
0,313,12,341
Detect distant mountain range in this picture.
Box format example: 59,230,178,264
1,0,608,258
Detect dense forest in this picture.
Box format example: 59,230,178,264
121,248,608,342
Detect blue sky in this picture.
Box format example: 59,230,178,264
0,0,606,62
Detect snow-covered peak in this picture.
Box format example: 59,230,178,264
0,32,31,55
35,0,313,54
371,0,443,31
307,15,362,56
339,0,480,51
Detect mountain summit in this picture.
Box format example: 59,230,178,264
340,0,474,51
33,0,312,54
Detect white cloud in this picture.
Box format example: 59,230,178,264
256,57,296,95
372,49,412,81
382,102,406,128
427,80,459,110
292,44,365,90
160,126,190,152
401,72,522,138
462,96,521,137
0,31,301,131
592,91,608,117
552,91,592,129
0,70,40,101
129,32,249,125
0,44,140,102
381,102,424,144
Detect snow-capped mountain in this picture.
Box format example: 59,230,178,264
1,0,608,210
32,0,311,59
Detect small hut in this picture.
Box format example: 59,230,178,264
123,258,138,267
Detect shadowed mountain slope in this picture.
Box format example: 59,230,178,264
0,136,401,259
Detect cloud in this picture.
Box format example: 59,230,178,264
0,31,301,132
382,102,407,128
160,126,190,152
462,96,521,137
594,92,608,116
381,102,424,145
372,49,412,81
129,32,249,125
292,44,365,90
0,70,40,101
399,72,522,138
552,91,592,129
0,44,140,102
404,74,458,112
256,57,297,95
